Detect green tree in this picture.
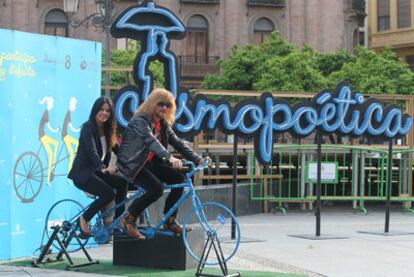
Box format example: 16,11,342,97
254,47,327,92
328,47,414,94
202,32,414,95
202,32,294,90
103,49,165,93
312,49,354,76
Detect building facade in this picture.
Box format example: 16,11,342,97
0,0,365,86
368,0,414,71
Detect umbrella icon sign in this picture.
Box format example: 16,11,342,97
111,0,186,100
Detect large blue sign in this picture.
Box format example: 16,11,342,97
111,0,413,165
0,29,101,259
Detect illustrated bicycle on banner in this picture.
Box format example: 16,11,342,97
13,96,79,203
35,160,241,267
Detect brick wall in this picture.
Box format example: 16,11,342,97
0,0,359,56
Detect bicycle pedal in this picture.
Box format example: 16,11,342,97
113,228,124,236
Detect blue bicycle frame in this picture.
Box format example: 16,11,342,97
94,160,207,241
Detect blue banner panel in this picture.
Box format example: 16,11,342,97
0,29,101,259
0,29,14,260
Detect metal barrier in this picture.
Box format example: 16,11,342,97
249,144,414,214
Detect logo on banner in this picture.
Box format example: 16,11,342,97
111,0,413,164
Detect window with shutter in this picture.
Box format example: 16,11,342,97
377,0,390,31
398,0,411,28
44,9,68,37
406,56,414,72
186,15,209,63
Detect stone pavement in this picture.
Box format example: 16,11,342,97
233,208,414,277
2,209,414,277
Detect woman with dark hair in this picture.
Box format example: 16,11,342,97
68,96,127,237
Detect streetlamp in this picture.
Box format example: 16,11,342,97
63,0,117,97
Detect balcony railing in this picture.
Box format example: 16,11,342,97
247,0,286,7
178,55,220,78
179,0,220,4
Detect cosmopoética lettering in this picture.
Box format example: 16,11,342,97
114,82,412,164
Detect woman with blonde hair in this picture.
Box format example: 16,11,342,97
116,88,207,239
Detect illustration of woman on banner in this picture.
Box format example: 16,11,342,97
38,96,59,184
62,97,80,174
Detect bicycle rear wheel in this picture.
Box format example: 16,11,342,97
44,199,87,252
13,151,44,203
182,201,240,266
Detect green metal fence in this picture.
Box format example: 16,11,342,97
249,145,414,213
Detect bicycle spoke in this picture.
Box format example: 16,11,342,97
27,154,34,173
30,176,42,183
30,166,43,180
32,167,47,176
15,172,27,178
21,158,28,175
23,180,28,199
30,163,41,176
28,179,35,196
16,178,28,190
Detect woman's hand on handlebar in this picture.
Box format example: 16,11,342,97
199,156,211,166
169,156,183,169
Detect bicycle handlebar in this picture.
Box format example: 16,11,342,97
183,158,209,177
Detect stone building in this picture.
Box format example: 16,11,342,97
0,0,365,86
368,0,414,71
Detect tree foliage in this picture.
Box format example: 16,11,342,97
103,49,165,93
327,47,414,94
201,32,414,95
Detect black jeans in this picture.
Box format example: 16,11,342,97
128,160,185,218
74,171,128,222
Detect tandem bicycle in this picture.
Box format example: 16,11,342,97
33,160,241,275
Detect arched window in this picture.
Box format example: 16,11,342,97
186,15,209,63
44,9,68,37
253,17,274,44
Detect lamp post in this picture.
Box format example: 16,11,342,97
63,0,116,97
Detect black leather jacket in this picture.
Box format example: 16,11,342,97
116,113,202,182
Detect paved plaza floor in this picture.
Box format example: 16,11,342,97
233,208,414,277
2,208,414,277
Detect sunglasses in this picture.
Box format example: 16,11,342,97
157,102,172,108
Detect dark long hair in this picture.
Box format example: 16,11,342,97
88,96,116,151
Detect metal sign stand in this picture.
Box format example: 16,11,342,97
195,232,240,277
33,222,98,270
358,140,414,236
231,135,238,240
289,131,348,240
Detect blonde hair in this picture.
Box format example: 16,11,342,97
137,88,176,125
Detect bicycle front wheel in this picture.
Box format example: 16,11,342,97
182,201,240,266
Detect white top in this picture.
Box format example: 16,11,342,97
100,136,107,161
